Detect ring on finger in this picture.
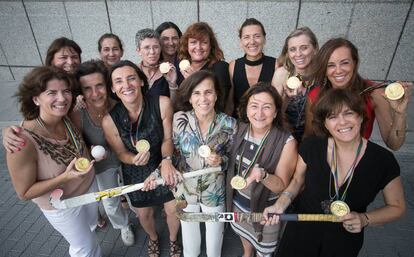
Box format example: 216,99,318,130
347,225,353,231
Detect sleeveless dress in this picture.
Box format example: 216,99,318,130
109,95,174,207
232,55,276,116
80,108,120,174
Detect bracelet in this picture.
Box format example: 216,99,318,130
162,156,172,161
169,84,178,90
281,191,294,201
363,213,370,227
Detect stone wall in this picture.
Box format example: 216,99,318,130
0,0,413,82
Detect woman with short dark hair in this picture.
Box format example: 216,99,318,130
263,88,406,257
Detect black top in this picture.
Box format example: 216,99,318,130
276,136,400,257
232,55,275,116
202,60,231,104
109,95,174,207
147,76,170,98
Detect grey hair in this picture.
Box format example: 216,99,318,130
135,28,160,48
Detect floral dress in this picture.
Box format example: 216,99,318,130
172,110,237,207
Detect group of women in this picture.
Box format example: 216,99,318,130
3,17,411,257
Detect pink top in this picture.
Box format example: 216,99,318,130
308,83,376,139
22,125,94,210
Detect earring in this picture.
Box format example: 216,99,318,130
34,102,39,106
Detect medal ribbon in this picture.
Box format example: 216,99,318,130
63,118,83,157
237,125,270,179
329,139,363,201
129,103,145,147
36,117,82,157
194,111,216,146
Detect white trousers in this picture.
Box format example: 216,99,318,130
42,181,102,257
95,167,129,229
181,203,224,257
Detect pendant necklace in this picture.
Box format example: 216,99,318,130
321,139,363,214
230,125,270,190
194,111,216,165
129,102,149,153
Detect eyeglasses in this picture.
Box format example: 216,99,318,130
141,45,161,53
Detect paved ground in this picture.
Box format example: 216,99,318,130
0,81,413,257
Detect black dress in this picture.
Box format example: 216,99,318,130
232,55,275,117
109,95,174,208
276,136,400,257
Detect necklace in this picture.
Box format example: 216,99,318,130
141,62,160,69
193,111,216,166
129,102,145,147
36,116,83,158
231,125,270,190
243,54,264,66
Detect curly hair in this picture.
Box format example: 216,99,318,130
16,66,77,120
179,22,224,68
174,70,223,112
238,82,285,129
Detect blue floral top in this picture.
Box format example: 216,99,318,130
173,110,237,207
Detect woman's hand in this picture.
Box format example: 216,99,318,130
180,65,196,79
204,152,222,167
261,200,287,226
163,62,177,86
283,83,306,98
142,174,159,191
63,158,95,182
160,159,180,186
341,212,368,233
132,151,150,166
74,95,87,110
2,125,25,153
245,165,264,187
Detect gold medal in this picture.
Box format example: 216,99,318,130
330,200,350,217
135,139,150,153
159,62,170,74
179,59,190,71
231,175,247,190
198,145,211,158
286,76,302,89
75,157,90,172
385,82,404,100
